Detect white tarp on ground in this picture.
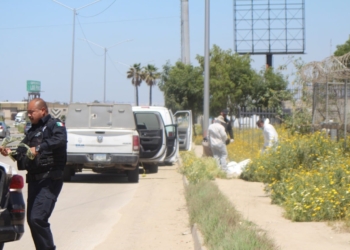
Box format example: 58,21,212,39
226,159,251,178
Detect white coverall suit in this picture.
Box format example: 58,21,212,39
208,122,228,170
262,122,278,152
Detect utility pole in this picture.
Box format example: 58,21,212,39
203,0,210,138
52,0,101,104
181,0,190,64
80,39,132,102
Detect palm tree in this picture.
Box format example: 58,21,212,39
127,63,142,105
142,64,160,106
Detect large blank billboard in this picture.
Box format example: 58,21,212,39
234,0,305,55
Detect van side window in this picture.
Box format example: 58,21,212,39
135,113,160,130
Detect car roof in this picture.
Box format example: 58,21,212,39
132,106,174,125
132,106,169,111
0,161,15,175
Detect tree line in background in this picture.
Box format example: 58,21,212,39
158,45,291,123
128,45,290,117
334,36,350,57
128,38,350,121
126,63,160,106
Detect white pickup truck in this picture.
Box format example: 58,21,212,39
64,103,140,182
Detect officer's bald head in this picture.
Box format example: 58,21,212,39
30,98,48,113
27,98,48,124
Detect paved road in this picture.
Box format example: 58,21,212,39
1,123,192,250
0,155,138,250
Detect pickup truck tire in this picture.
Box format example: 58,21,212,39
127,167,139,183
63,167,72,182
146,163,158,173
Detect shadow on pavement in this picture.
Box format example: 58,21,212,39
68,172,133,184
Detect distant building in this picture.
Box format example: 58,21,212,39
0,101,68,120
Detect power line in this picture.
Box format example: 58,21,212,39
76,16,104,57
107,53,124,77
0,16,178,30
79,0,118,18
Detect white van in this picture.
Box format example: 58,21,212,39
132,106,192,172
14,111,27,126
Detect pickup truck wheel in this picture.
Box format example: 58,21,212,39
63,167,72,182
127,167,139,183
147,164,158,173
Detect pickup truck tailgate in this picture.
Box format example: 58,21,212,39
67,129,136,154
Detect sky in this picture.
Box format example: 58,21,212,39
0,0,349,105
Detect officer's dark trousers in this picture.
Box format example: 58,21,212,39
27,178,63,250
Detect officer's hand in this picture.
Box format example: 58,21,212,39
5,148,11,156
30,147,38,157
0,146,10,156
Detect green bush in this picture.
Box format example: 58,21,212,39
242,132,350,222
194,123,202,136
179,151,226,184
193,135,203,145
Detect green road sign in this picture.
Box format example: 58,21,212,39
26,80,41,92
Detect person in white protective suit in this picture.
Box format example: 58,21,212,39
256,119,278,152
208,115,228,170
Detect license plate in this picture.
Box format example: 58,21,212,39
93,154,106,161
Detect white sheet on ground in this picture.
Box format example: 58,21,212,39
226,159,251,177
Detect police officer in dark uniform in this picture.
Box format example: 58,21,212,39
0,98,67,250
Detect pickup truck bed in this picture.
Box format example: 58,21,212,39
64,103,140,182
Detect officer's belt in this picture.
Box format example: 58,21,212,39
26,169,63,182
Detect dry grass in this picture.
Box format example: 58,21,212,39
185,181,277,250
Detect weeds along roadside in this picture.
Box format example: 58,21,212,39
240,129,350,226
179,151,277,249
192,125,350,228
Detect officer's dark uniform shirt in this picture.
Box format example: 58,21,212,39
16,114,68,250
16,114,67,178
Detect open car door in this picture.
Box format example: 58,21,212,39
164,124,178,159
174,110,193,151
134,112,167,163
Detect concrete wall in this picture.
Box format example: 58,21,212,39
49,107,68,119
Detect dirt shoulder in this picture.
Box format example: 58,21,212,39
93,164,193,250
194,145,350,250
217,179,350,250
